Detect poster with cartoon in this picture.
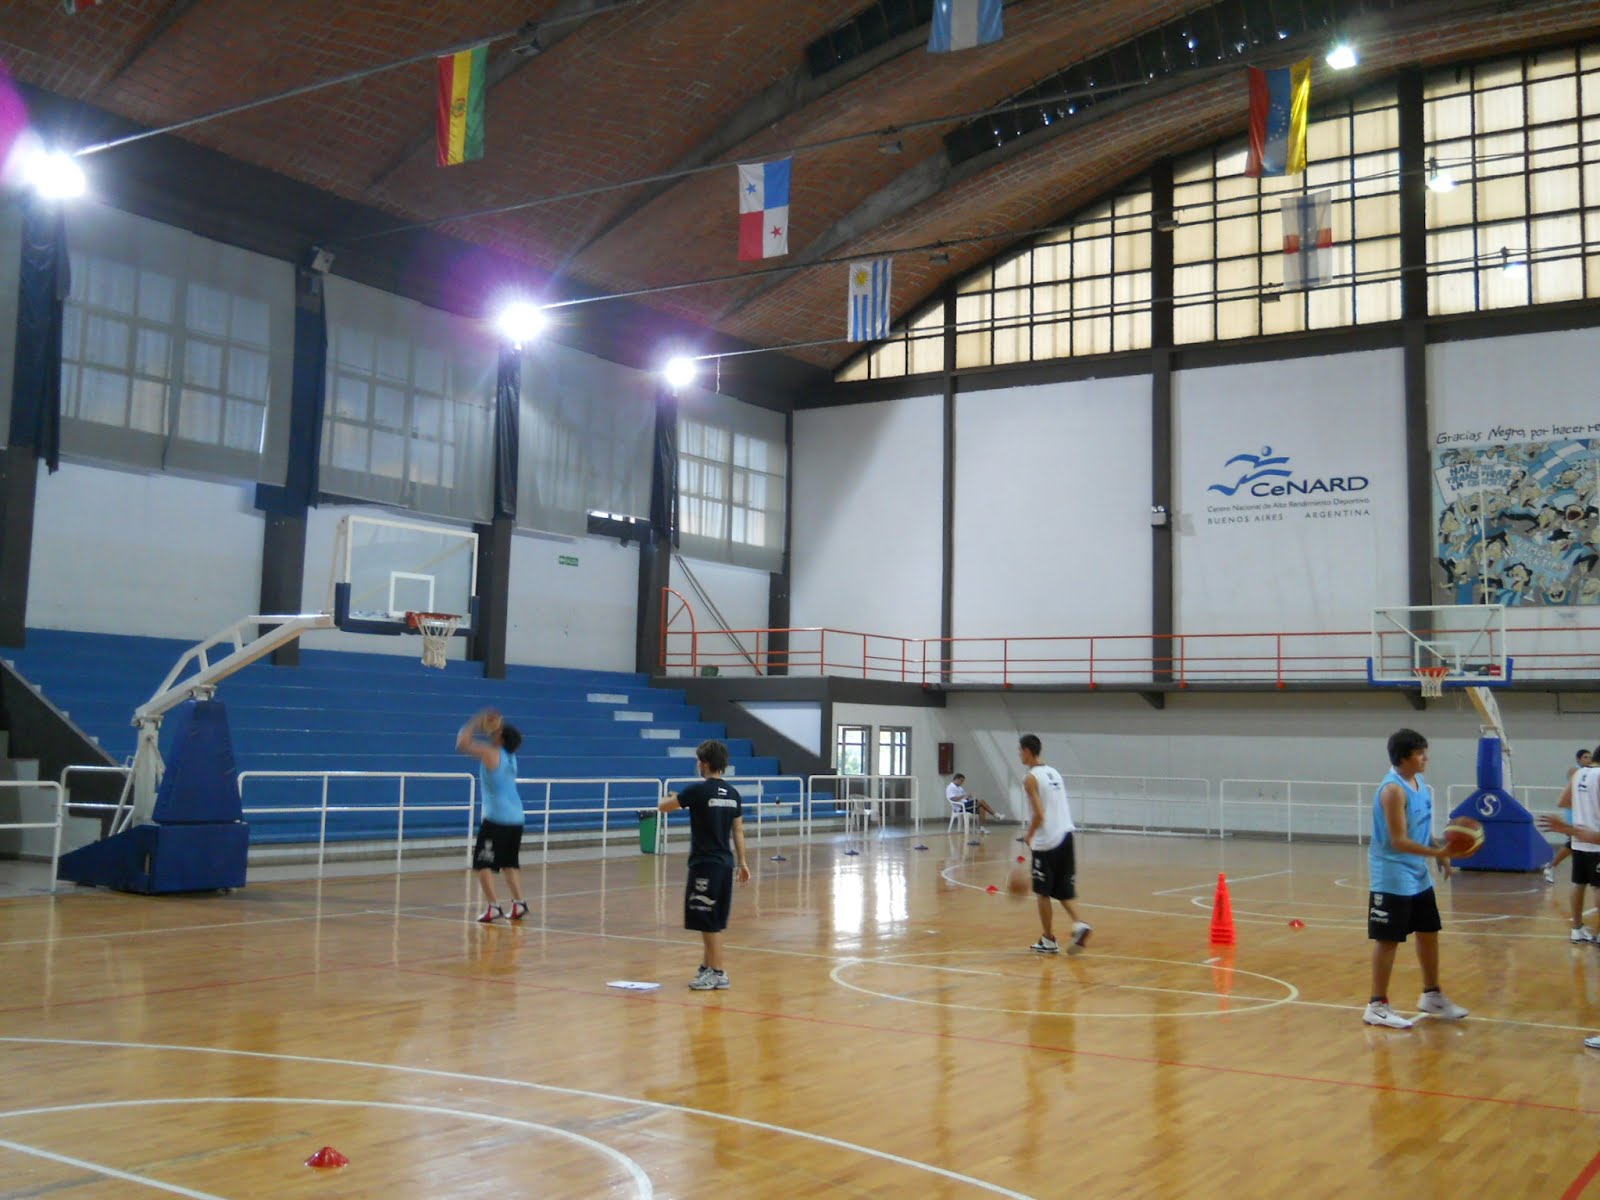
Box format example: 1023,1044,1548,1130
1433,438,1600,606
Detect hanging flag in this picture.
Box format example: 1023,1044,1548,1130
928,0,1004,53
436,45,488,167
1281,191,1333,290
61,0,101,11
738,158,790,261
1246,60,1311,177
847,258,893,342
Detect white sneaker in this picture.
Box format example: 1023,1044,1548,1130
1416,991,1468,1020
1584,1035,1600,1050
1030,936,1060,955
1572,927,1596,944
1363,1001,1414,1030
1068,922,1092,955
1544,866,1556,883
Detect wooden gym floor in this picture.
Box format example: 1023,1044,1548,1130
1,829,1596,1198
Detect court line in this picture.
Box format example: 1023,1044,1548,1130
1151,870,1292,895
0,1038,1038,1200
0,1097,653,1198
0,908,393,949
0,1135,227,1199
1562,1147,1600,1200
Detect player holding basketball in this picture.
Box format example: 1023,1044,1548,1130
456,708,527,924
1019,735,1091,955
1363,728,1468,1029
1545,748,1593,886
658,739,750,990
1536,747,1600,945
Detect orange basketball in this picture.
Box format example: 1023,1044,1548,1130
1007,861,1032,896
1442,816,1485,858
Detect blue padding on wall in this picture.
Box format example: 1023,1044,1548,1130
152,699,242,824
1449,788,1552,872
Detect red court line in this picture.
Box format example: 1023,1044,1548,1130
387,963,1600,1118
1564,1149,1600,1199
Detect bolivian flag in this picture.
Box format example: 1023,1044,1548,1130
436,45,487,167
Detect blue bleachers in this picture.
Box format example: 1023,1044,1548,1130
6,629,806,847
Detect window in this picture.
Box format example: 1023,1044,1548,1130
1424,45,1600,314
836,725,870,776
1172,84,1401,344
57,202,294,482
321,277,495,522
676,388,787,571
877,727,910,777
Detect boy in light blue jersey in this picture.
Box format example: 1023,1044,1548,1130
456,708,527,924
1363,728,1468,1030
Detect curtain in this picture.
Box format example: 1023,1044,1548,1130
675,384,787,572
320,275,496,523
516,337,654,536
57,202,294,484
0,197,22,448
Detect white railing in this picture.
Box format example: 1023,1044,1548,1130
236,770,478,870
0,780,66,884
518,777,665,857
805,774,922,839
1064,774,1214,837
660,776,808,856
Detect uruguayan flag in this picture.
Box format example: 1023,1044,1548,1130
929,0,1004,53
1529,439,1596,487
847,258,893,342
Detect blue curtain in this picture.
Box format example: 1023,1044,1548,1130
9,199,68,472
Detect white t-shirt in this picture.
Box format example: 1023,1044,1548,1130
1572,766,1600,855
1028,764,1075,851
946,781,968,806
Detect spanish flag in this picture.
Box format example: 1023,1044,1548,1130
1245,60,1311,177
436,45,487,167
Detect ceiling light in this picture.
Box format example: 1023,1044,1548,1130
878,138,903,155
662,356,697,389
1325,43,1358,70
1426,157,1456,193
21,146,87,201
494,300,547,345
1499,247,1526,279
927,251,951,265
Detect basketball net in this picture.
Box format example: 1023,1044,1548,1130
409,612,460,669
1413,666,1449,699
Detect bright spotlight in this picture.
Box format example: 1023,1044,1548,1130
662,356,697,389
1325,43,1358,71
1426,163,1456,193
22,147,86,200
494,301,546,345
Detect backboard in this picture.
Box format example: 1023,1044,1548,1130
330,514,478,636
1368,603,1511,689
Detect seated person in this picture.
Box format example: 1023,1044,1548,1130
947,773,1002,828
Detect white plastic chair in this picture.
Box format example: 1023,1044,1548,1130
947,800,974,835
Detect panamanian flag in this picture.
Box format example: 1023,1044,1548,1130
738,158,791,261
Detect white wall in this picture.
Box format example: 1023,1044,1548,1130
29,461,262,640
506,531,638,671
792,396,943,642
830,701,952,819
669,554,770,676
1174,350,1408,647
738,701,822,756
953,377,1153,680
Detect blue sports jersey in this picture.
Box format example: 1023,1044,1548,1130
1369,767,1431,896
479,749,523,827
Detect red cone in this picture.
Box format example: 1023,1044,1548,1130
306,1147,349,1169
1209,872,1236,947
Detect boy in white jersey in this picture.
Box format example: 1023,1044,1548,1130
456,708,527,924
1019,735,1091,955
1537,748,1600,945
1363,728,1468,1029
1545,748,1592,886
1536,745,1600,1048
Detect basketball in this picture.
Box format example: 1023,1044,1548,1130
1442,816,1485,858
482,709,503,735
1007,860,1031,896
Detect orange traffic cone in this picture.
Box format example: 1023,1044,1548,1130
1209,872,1236,947
306,1147,349,1169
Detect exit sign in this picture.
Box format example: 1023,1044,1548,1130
557,555,579,567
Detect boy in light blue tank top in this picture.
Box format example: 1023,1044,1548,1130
1363,728,1468,1030
456,708,526,924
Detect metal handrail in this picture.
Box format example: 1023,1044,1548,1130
0,780,67,891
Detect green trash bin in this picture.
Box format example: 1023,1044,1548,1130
637,810,661,854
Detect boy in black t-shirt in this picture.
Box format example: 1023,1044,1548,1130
658,739,750,990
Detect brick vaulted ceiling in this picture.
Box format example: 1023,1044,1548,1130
4,0,1600,373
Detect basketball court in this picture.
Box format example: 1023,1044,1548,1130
3,825,1598,1198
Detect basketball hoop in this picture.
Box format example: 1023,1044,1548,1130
407,611,460,669
1413,666,1450,699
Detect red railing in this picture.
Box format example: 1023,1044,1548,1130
659,591,1600,687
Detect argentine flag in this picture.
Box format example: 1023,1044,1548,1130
847,259,893,342
929,0,1004,53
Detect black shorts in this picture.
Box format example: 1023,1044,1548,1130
473,820,523,873
1367,887,1442,942
1031,834,1077,901
1573,852,1600,887
685,858,734,933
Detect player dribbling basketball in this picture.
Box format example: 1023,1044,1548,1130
1019,735,1090,955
